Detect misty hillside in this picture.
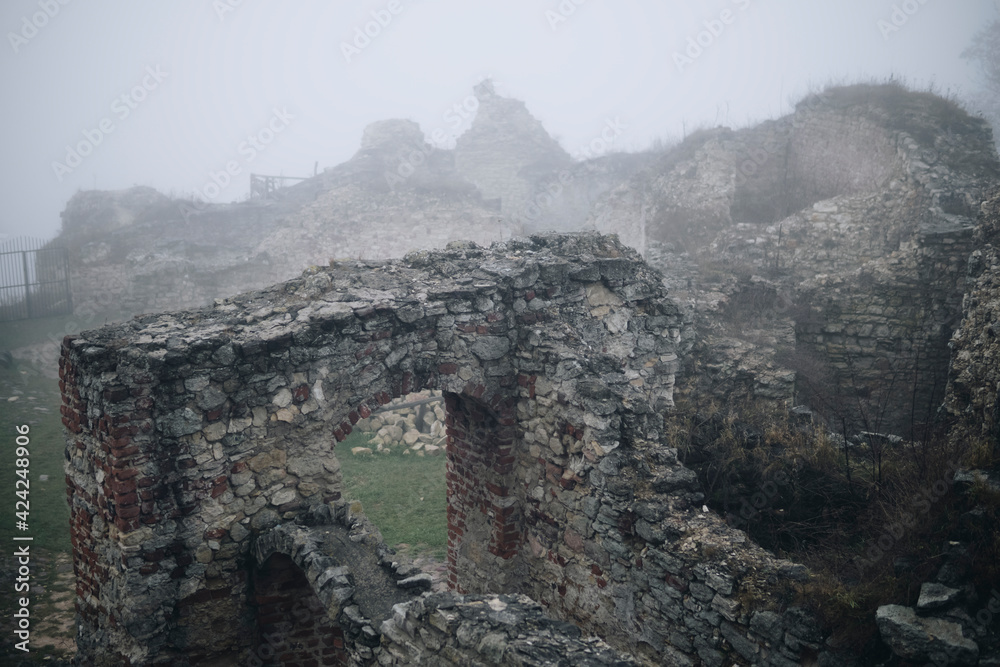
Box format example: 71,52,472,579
9,77,1000,667
45,80,1000,440
52,81,656,319
10,5,1000,666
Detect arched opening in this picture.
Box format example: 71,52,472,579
335,389,448,581
250,553,347,666
331,385,524,595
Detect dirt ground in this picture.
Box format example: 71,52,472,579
1,550,75,664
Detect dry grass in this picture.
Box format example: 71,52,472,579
668,387,999,651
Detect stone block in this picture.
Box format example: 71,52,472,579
876,605,979,665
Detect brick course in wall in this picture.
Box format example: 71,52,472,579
64,232,857,665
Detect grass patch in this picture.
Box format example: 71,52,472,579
0,309,123,554
0,361,70,555
0,314,89,662
336,430,447,559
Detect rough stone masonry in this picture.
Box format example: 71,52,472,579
62,232,845,666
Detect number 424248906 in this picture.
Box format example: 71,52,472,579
15,424,30,525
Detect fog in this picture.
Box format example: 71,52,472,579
0,0,993,240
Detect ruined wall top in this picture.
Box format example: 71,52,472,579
70,232,671,357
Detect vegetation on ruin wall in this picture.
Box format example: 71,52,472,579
336,430,447,559
670,381,1000,653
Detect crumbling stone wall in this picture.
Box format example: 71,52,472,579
65,233,855,666
592,84,1000,434
352,390,446,454
454,80,573,220
53,82,648,323
946,188,1000,456
59,188,294,320
377,592,638,665
731,97,900,226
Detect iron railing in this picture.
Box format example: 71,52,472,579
0,236,73,322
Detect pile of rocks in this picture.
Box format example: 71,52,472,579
876,470,1000,666
378,591,638,666
352,390,446,456
877,541,998,666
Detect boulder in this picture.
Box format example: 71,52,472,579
876,605,978,666
917,583,962,612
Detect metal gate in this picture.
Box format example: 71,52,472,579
0,236,73,322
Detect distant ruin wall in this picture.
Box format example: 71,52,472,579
946,189,1000,456
63,233,855,666
794,220,975,433
454,82,573,220
732,100,899,224
594,85,999,434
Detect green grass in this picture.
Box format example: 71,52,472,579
336,431,448,559
0,309,124,555
0,316,80,662
0,359,71,555
0,309,122,351
0,305,159,553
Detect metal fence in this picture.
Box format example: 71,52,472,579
0,236,73,322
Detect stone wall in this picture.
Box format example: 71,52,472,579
377,592,637,665
59,189,296,322
63,233,859,665
454,80,573,221
945,188,1000,457
591,84,1000,434
52,82,643,324
352,390,445,455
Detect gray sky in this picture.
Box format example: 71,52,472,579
0,0,994,240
